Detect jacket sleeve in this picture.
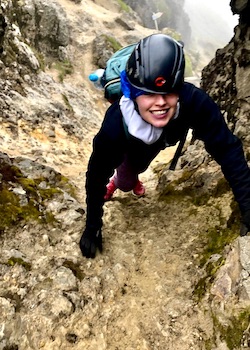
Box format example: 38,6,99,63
190,87,250,214
85,104,126,231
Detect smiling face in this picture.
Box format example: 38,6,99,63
135,93,179,128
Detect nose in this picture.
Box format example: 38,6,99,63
154,94,168,105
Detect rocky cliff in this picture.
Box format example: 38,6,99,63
0,1,250,349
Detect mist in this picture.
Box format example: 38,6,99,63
183,0,239,69
184,0,238,45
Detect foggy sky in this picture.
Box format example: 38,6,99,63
184,0,239,47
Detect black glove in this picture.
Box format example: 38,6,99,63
240,210,250,236
80,228,103,258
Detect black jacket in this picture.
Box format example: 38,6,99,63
85,82,250,231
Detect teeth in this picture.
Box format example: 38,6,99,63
153,110,167,115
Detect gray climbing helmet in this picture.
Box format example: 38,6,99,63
126,34,185,94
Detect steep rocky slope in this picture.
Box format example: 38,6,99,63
0,0,250,349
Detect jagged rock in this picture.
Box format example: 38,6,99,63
0,0,70,78
16,0,70,59
210,240,241,299
115,15,135,31
231,0,250,22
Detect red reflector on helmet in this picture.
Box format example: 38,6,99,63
155,77,166,87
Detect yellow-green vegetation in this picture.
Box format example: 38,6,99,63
7,257,32,271
193,204,240,302
54,173,77,199
161,28,182,42
193,226,234,302
159,170,240,302
159,171,231,206
116,0,131,12
0,162,75,233
184,53,193,77
0,164,22,181
158,169,196,199
103,35,122,52
0,183,55,233
31,46,45,71
193,256,225,303
16,177,63,200
200,226,238,267
211,309,250,350
53,59,73,82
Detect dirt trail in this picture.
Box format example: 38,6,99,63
93,164,216,349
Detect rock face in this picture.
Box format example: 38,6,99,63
201,0,250,149
0,0,250,349
231,0,250,22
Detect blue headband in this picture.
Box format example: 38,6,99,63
120,70,145,100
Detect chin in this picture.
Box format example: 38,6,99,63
152,120,168,128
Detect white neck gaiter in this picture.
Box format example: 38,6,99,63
119,96,163,145
119,96,180,145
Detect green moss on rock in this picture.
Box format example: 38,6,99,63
200,226,238,267
184,53,193,77
0,164,23,182
193,204,240,302
7,257,32,271
0,185,52,232
116,0,131,12
159,171,231,207
103,35,122,52
212,309,250,350
0,188,23,231
0,161,76,232
52,59,74,82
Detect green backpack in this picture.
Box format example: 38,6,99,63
103,43,136,102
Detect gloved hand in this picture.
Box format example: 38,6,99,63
80,228,103,258
240,210,250,236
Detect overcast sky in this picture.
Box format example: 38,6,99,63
204,0,239,28
184,0,239,46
